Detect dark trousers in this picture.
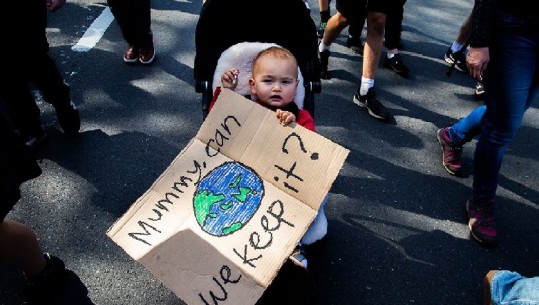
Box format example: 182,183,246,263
0,0,71,137
384,0,406,49
107,0,153,48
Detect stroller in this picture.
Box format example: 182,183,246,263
194,0,322,119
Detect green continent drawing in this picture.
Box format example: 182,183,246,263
193,190,225,226
193,162,264,236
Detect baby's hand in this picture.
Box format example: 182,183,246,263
276,109,296,126
221,68,239,90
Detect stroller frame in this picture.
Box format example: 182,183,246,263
194,0,321,119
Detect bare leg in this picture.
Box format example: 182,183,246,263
318,0,329,12
0,219,46,277
455,13,473,45
363,11,386,79
322,11,349,46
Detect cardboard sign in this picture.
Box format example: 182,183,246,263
107,89,349,305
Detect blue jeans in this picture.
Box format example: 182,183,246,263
472,12,539,202
448,105,486,145
490,271,539,305
301,195,328,245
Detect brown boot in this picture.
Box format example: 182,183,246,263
483,270,498,305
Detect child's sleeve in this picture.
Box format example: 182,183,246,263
296,109,316,132
208,87,222,112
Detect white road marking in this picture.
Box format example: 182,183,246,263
71,7,114,52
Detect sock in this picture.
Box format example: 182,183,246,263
320,10,330,22
451,41,464,53
360,77,374,96
387,48,398,58
319,41,331,52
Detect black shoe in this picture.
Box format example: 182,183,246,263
54,101,80,136
319,49,330,79
384,54,409,75
23,253,66,305
445,47,468,73
353,87,390,121
346,36,364,55
475,80,485,97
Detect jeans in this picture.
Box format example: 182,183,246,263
490,271,539,305
472,11,539,203
448,105,486,145
300,195,328,245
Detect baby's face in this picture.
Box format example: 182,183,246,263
249,56,298,108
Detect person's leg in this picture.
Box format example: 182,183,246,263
468,14,539,244
108,0,136,46
447,105,486,145
0,78,67,305
318,0,330,15
30,54,71,107
301,195,328,245
0,78,45,144
0,219,67,303
21,0,80,136
486,270,539,305
473,26,538,204
445,12,473,73
382,0,409,75
4,0,51,143
384,0,405,50
0,112,46,278
321,11,349,47
346,9,366,54
29,55,80,135
453,13,473,49
362,11,385,80
351,10,390,121
108,0,154,63
132,0,153,49
348,11,365,39
24,0,72,107
436,105,486,177
319,10,350,79
317,0,331,37
0,220,46,277
132,0,154,64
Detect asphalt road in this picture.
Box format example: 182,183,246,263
1,0,538,304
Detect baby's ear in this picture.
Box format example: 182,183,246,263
249,78,256,93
